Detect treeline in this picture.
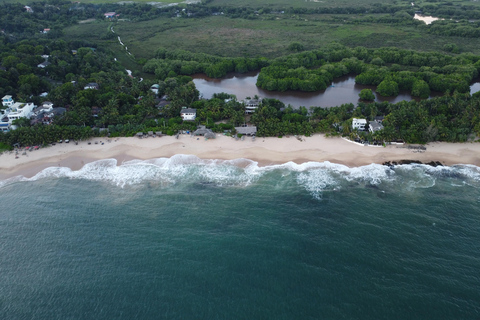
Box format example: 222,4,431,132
144,44,480,97
420,3,480,20
245,93,480,144
0,37,122,101
256,64,349,92
255,45,480,96
143,48,268,79
427,20,480,38
0,125,99,147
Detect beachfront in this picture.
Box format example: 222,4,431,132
1,134,480,179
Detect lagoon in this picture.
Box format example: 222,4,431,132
193,72,480,108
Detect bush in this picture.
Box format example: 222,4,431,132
376,80,399,97
288,42,305,52
411,80,430,98
359,89,375,101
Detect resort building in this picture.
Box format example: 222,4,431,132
352,118,367,131
369,120,384,133
180,108,196,121
2,95,14,107
6,102,35,123
0,102,36,131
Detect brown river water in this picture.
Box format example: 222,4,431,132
193,72,480,108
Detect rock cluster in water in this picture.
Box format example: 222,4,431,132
383,160,443,167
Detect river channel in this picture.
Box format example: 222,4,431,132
193,72,480,108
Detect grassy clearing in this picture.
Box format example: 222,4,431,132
63,13,480,65
205,0,397,9
79,0,180,4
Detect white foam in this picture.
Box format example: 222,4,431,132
1,156,479,193
296,169,338,200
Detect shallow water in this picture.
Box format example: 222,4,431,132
1,157,479,319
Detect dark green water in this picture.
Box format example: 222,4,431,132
1,157,479,319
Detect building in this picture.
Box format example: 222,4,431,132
244,98,262,114
150,84,160,95
104,12,117,19
42,101,54,112
180,108,196,121
2,95,14,107
37,60,51,68
235,126,257,135
0,123,11,132
352,118,367,131
192,125,216,139
369,120,384,133
84,82,99,90
6,102,35,123
0,102,36,131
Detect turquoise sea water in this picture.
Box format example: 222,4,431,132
1,155,479,319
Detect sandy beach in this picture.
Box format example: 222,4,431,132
0,134,479,179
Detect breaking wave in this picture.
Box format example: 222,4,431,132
1,155,479,199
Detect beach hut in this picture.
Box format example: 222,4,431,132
204,131,216,139
192,125,215,138
235,126,257,136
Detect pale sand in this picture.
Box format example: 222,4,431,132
0,134,479,179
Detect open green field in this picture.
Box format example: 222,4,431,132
206,0,397,9
0,0,182,4
3,0,480,8
63,14,480,64
205,0,480,9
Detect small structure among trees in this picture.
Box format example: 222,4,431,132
235,126,257,135
192,125,216,139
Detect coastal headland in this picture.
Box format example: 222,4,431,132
1,134,479,179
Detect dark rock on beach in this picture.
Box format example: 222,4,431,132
383,160,443,168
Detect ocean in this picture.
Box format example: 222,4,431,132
1,155,479,319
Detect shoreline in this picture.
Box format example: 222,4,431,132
1,134,480,179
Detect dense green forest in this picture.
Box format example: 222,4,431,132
1,0,480,147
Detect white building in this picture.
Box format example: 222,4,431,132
4,102,35,123
244,98,262,114
42,101,54,112
2,95,14,107
150,84,160,95
352,118,367,131
180,108,196,121
0,102,35,132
